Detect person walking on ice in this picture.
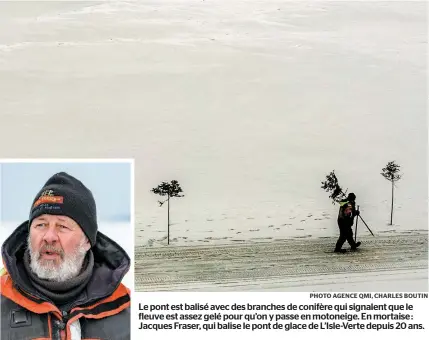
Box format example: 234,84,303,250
334,193,361,253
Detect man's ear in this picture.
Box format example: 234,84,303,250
83,237,91,251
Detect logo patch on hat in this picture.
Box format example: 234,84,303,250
33,190,64,208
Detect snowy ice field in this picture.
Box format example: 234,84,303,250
0,1,427,291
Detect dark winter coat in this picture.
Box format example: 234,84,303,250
337,199,358,227
1,221,131,340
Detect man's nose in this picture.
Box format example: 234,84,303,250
42,225,59,243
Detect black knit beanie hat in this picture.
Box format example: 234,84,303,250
28,172,98,247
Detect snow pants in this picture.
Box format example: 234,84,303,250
335,219,358,250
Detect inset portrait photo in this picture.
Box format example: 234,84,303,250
0,159,133,340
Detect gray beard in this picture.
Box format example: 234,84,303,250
28,235,87,282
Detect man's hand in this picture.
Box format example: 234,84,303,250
355,210,360,216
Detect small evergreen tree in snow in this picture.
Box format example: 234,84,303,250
321,170,347,204
151,180,184,245
381,161,402,225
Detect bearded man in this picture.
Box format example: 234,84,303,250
1,172,131,340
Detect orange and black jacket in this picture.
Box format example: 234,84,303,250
1,221,131,340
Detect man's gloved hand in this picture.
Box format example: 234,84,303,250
355,210,360,216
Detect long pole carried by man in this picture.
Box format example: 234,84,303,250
357,215,374,236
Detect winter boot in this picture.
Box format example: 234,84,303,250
351,241,361,251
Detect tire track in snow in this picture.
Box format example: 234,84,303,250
135,231,428,291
